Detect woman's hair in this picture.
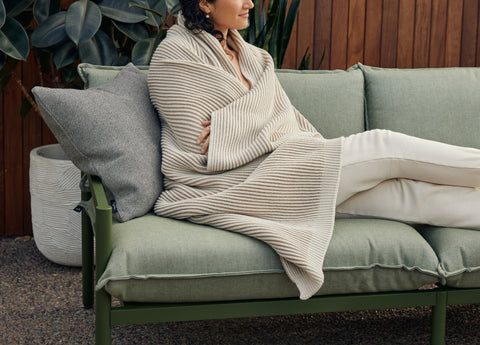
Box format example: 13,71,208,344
180,0,224,41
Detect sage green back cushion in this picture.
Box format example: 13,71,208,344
98,215,440,303
361,63,480,149
78,63,366,139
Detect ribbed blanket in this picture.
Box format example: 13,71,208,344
147,18,343,300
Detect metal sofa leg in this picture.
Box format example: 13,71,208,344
430,290,447,345
95,289,112,345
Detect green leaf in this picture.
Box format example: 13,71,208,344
0,16,30,60
131,36,158,65
0,1,6,29
31,11,67,48
165,0,180,16
112,55,130,66
33,0,62,25
0,50,5,69
0,59,11,91
98,0,147,23
130,0,167,27
53,39,78,68
4,0,33,17
298,47,310,70
112,20,148,42
79,29,117,65
66,0,102,45
277,0,301,68
20,96,33,118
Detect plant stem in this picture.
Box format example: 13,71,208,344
5,62,41,117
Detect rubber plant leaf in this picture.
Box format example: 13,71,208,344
0,16,30,60
78,29,117,65
0,51,6,70
31,11,67,48
98,0,147,23
4,0,33,17
53,39,79,68
165,0,180,17
66,0,102,46
131,36,159,65
130,0,167,28
112,21,149,42
0,1,5,29
33,0,61,25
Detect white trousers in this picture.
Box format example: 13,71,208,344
336,129,480,229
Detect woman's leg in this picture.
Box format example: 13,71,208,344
336,178,480,230
337,129,480,205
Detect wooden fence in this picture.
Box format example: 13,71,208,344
2,0,480,236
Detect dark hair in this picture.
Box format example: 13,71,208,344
180,0,224,41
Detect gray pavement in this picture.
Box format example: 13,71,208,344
1,236,479,345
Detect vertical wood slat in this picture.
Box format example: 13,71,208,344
330,0,349,70
429,0,448,67
347,0,366,68
22,57,43,235
381,0,400,67
315,0,332,69
414,0,432,68
3,0,480,236
282,0,298,69
364,0,383,67
460,0,479,66
296,0,315,69
397,0,416,68
4,63,24,236
445,0,464,67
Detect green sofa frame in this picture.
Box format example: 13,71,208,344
81,174,480,345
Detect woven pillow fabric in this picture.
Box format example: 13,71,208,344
32,63,162,222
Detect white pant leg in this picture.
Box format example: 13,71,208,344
337,178,480,230
337,129,480,204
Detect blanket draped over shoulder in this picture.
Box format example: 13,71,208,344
147,17,344,300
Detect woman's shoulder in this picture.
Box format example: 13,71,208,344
152,25,203,61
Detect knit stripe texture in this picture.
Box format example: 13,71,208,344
147,17,343,300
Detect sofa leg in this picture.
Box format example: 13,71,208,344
81,209,94,308
430,290,447,345
95,289,112,345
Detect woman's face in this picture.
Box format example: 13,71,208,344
200,0,254,34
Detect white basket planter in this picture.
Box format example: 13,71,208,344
30,144,82,266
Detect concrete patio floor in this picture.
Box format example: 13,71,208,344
1,236,480,345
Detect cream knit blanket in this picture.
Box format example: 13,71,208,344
148,18,343,300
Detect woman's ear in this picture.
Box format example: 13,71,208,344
198,0,211,14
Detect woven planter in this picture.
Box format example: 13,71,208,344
29,144,82,266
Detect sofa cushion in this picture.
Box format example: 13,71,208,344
78,63,149,88
32,63,162,222
276,67,365,138
419,226,480,288
360,64,480,148
97,216,440,302
78,64,366,138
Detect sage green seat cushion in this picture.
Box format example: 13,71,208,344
78,63,366,139
419,226,480,288
97,215,440,303
360,63,480,148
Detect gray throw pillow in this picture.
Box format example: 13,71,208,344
32,63,162,222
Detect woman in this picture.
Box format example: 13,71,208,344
148,0,480,300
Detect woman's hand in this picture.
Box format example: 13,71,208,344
197,120,211,154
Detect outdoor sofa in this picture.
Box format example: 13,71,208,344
32,62,480,345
